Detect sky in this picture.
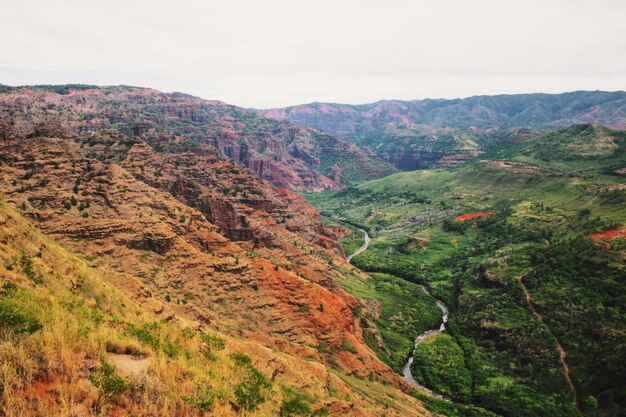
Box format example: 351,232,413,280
1,0,625,108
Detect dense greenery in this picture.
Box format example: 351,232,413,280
411,334,472,401
306,125,625,417
348,272,442,371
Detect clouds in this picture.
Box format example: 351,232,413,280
1,0,625,107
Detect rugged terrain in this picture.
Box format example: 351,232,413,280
257,91,626,171
306,124,626,417
2,84,625,417
0,87,429,416
0,85,394,191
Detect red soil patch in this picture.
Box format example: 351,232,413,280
23,374,59,408
455,212,497,222
589,227,626,241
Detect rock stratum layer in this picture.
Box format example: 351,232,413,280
0,87,429,416
0,85,394,191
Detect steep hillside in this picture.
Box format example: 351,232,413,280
257,91,626,171
484,123,626,174
353,125,481,171
0,105,430,415
0,198,432,417
0,85,394,190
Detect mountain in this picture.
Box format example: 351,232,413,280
485,123,626,171
0,85,394,191
257,91,626,133
0,88,431,416
256,91,626,171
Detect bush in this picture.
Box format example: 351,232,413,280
280,396,311,417
20,253,42,284
279,388,318,417
230,353,271,411
181,384,216,412
200,332,226,351
162,340,183,358
0,299,43,337
126,322,160,349
340,340,357,354
90,360,130,402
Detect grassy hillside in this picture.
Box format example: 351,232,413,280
0,195,436,417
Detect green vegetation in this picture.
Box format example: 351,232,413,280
181,384,216,412
306,125,626,417
411,334,472,401
328,268,441,371
0,284,43,337
230,353,272,411
90,360,130,404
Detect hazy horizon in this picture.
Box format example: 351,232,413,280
2,0,625,107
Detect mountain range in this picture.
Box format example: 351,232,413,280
0,84,624,417
256,91,626,171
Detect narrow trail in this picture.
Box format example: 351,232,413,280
346,229,450,401
517,276,580,409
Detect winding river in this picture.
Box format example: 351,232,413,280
346,228,371,263
346,228,450,400
401,287,451,401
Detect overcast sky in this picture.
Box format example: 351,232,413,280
1,0,625,107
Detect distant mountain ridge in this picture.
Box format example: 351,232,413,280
255,91,626,171
256,91,626,133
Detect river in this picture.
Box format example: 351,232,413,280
346,227,451,400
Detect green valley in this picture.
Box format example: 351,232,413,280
306,124,626,417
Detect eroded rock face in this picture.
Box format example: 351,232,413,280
0,127,400,388
0,86,394,191
0,115,16,141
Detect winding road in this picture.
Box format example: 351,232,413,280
346,228,450,400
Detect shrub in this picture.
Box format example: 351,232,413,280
280,396,311,417
181,385,216,412
340,340,357,354
230,353,271,411
20,253,42,284
90,360,130,403
200,332,226,351
279,388,319,417
126,322,160,349
162,340,183,358
0,300,43,337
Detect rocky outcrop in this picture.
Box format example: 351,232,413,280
0,126,401,387
0,86,394,190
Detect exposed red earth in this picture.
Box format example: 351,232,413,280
454,212,498,222
589,227,626,244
